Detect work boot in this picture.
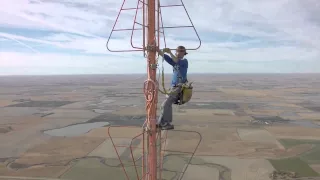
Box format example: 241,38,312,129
160,122,174,130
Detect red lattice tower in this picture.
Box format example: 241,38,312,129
106,0,201,179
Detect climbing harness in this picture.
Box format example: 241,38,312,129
157,49,193,105
177,82,193,105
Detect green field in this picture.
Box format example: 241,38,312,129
279,139,320,149
269,157,319,177
279,139,320,164
268,138,320,177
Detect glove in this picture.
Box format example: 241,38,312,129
163,48,171,53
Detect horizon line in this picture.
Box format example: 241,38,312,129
1,72,320,77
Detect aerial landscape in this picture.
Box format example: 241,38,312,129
1,0,320,179
0,74,320,180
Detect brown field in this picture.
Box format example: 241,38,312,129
1,73,320,180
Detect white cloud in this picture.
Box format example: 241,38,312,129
0,52,148,75
0,0,319,75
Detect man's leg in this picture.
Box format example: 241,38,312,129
157,86,181,130
159,95,174,123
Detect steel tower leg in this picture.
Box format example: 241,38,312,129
146,0,157,179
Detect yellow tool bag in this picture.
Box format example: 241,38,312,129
174,82,193,105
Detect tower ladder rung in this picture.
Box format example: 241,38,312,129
135,21,148,27
163,150,195,154
160,4,183,8
161,25,193,29
139,0,147,5
113,28,144,31
113,27,164,34
122,7,143,10
114,145,143,149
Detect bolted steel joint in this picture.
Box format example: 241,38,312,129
150,63,158,69
146,44,157,52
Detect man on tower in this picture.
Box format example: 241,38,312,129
156,46,189,130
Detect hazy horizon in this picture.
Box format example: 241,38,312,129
1,0,320,74
1,72,320,77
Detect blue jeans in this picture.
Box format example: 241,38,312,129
157,86,181,124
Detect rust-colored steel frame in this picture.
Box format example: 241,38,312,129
145,0,157,179
107,126,202,180
107,126,166,180
106,0,201,53
106,0,202,179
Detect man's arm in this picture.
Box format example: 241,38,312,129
157,48,176,66
162,48,178,63
167,51,178,63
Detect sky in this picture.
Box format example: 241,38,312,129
0,0,320,75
